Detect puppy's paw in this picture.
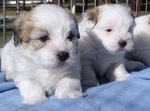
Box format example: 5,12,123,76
5,73,13,81
23,96,47,105
133,62,145,71
57,91,85,99
125,60,145,71
115,74,129,81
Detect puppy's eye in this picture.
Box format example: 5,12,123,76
128,29,132,33
39,35,49,42
106,29,112,32
67,33,74,41
128,27,133,33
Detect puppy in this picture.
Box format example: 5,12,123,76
1,4,84,104
126,14,150,67
79,4,135,86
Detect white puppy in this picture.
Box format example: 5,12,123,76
1,4,84,104
126,14,150,66
79,4,135,86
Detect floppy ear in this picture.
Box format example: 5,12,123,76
73,16,80,39
77,30,80,39
130,12,136,26
14,11,32,46
68,11,80,39
13,30,18,46
130,12,135,19
123,5,135,20
83,8,99,29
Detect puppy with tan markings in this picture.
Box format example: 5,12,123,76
126,14,150,67
1,4,84,104
79,4,135,86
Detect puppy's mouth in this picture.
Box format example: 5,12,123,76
108,50,124,55
114,47,133,55
106,47,125,55
117,47,128,52
120,45,133,52
55,60,72,68
57,56,77,67
47,60,69,69
58,61,67,65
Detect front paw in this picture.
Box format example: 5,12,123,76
108,73,130,81
56,91,85,99
133,62,145,71
23,96,47,105
115,74,129,81
5,73,13,81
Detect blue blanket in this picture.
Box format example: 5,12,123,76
0,68,150,111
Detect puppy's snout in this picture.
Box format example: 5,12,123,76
119,40,127,48
57,51,69,61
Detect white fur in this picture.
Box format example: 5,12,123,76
1,4,83,104
127,14,150,66
79,4,135,86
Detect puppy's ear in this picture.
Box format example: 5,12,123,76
130,12,135,19
123,5,135,20
83,8,99,29
73,16,80,39
130,12,136,25
14,11,32,46
13,30,18,46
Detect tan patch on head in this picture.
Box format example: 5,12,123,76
14,11,33,44
23,28,49,52
87,8,99,23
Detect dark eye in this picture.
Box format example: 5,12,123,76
39,35,49,42
128,29,132,33
106,29,112,32
128,27,133,33
67,33,74,41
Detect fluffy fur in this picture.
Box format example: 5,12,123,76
79,4,135,86
126,14,150,67
1,4,84,104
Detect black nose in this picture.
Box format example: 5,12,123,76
119,40,127,48
57,51,69,61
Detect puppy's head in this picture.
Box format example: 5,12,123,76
81,4,135,54
14,4,80,67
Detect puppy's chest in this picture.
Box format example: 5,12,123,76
36,67,72,89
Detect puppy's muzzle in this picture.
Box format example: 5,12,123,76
57,51,69,62
118,40,127,48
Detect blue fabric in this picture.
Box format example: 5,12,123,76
0,68,150,111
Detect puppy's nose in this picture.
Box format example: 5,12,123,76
57,51,69,61
119,40,127,48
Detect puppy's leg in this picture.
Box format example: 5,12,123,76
17,79,46,104
81,64,98,86
5,72,13,81
125,59,145,71
55,78,84,99
106,63,129,81
136,51,150,66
